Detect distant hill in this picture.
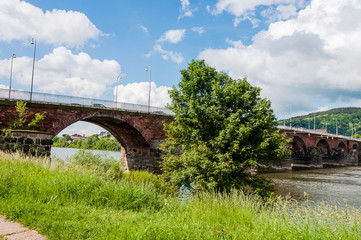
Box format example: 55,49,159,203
277,107,361,137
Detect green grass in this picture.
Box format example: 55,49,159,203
0,151,360,239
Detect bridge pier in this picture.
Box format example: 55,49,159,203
0,130,53,157
121,139,164,173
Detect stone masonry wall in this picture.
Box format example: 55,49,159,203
0,130,53,157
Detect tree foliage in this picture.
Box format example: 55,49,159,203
53,134,121,151
161,60,289,196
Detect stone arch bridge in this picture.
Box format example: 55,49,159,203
0,99,172,173
0,99,359,172
278,126,361,170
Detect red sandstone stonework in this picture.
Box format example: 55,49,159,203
0,100,172,172
1,100,359,172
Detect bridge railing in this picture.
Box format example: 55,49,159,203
0,88,173,115
277,125,361,142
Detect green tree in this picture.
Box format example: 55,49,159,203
95,137,121,151
81,135,100,149
161,60,289,197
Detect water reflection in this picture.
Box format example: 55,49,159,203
263,167,361,208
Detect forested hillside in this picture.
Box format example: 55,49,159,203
278,107,361,137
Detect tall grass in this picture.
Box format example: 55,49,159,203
0,151,360,239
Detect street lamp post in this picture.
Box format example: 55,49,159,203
30,38,36,101
313,113,316,132
8,54,16,99
289,104,292,128
145,66,151,113
308,118,310,130
116,74,122,108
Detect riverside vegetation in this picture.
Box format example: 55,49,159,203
0,151,360,239
52,133,121,151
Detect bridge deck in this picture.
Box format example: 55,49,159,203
278,125,361,143
0,88,174,116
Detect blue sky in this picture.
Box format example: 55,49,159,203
1,0,361,136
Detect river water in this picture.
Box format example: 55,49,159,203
50,147,361,208
264,167,361,208
51,147,121,161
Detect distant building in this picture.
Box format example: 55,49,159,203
71,134,85,140
97,131,109,138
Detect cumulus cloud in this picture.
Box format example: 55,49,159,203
208,0,305,26
0,0,101,47
147,29,186,64
114,81,171,108
0,47,120,98
199,0,361,116
151,44,184,64
157,29,186,44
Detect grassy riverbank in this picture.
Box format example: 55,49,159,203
0,152,360,239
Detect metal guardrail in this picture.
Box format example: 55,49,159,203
277,125,361,142
0,88,174,115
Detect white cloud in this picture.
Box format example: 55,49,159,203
58,121,105,137
199,0,361,115
179,0,196,19
209,0,303,26
152,44,184,64
0,47,120,98
149,29,186,63
191,27,205,35
114,81,171,108
277,5,298,20
158,29,186,44
0,0,101,47
261,4,298,22
138,24,149,34
146,44,184,64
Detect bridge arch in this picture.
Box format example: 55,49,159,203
292,136,307,155
337,142,347,152
317,139,330,155
45,109,169,173
52,113,148,147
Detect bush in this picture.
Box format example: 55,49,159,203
123,170,177,195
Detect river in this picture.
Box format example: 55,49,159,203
264,167,361,208
51,147,361,208
51,147,121,161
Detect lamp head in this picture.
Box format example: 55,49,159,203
30,38,35,45
12,54,16,58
